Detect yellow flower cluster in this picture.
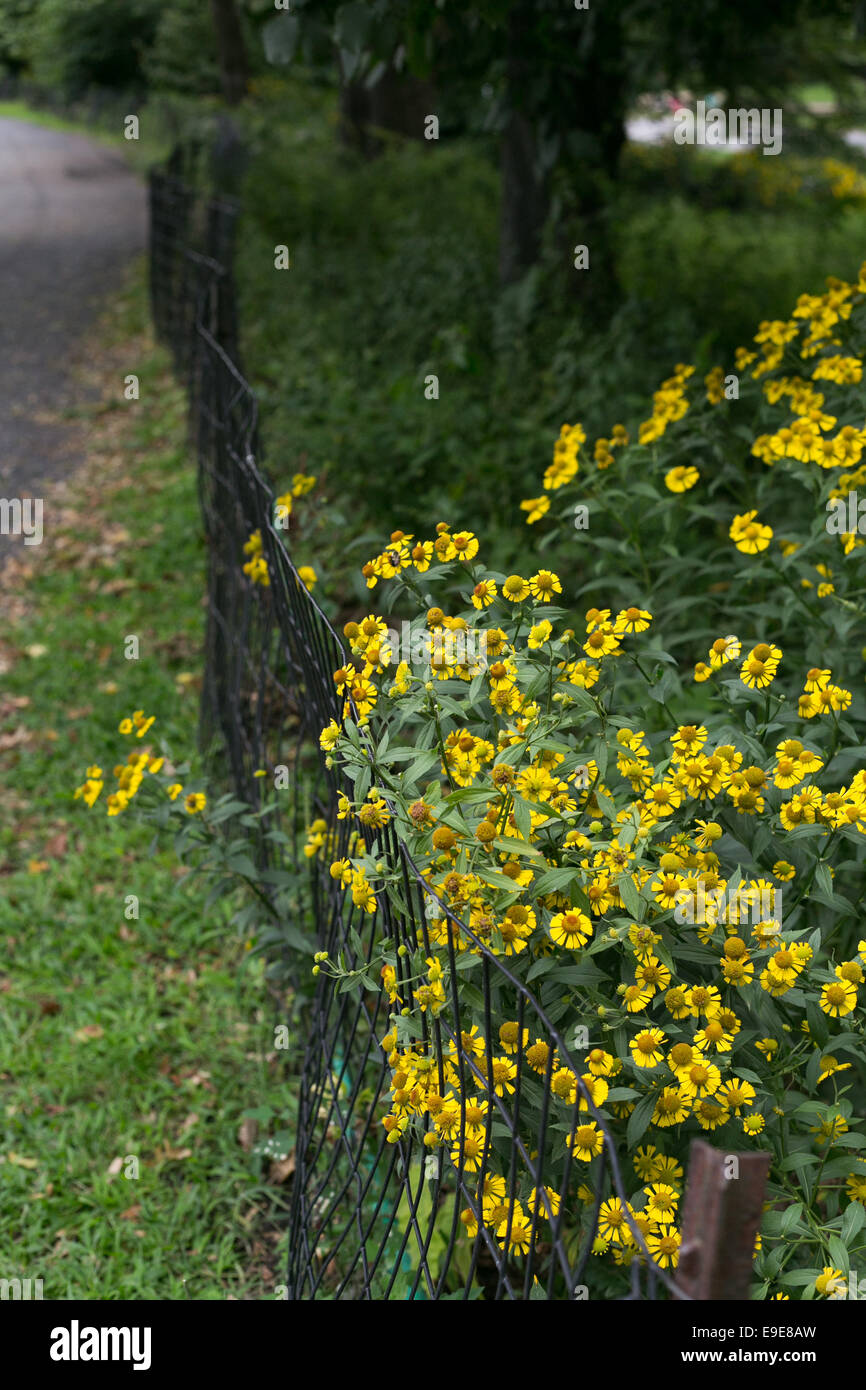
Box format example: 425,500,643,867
74,712,205,817
378,1018,563,1255
317,508,866,1289
546,422,585,489
242,473,317,587
362,524,479,589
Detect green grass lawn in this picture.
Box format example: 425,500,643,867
0,270,296,1300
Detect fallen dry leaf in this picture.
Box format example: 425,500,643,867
238,1117,258,1152
268,1154,296,1184
0,695,29,717
119,1205,142,1222
185,1070,213,1090
7,1152,38,1169
106,1156,124,1176
43,831,68,859
73,1024,104,1042
0,725,33,751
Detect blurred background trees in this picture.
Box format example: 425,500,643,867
6,0,866,558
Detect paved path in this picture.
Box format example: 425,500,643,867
0,117,145,523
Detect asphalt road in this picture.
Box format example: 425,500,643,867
0,117,146,521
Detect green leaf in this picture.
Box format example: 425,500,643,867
511,796,533,844
595,791,617,821
454,954,479,974
526,957,557,983
828,1234,849,1273
533,866,580,895
780,1202,803,1235
779,1151,821,1173
626,1091,657,1148
815,863,834,898
842,1200,866,1244
780,1269,821,1287
403,750,439,785
491,836,544,859
475,866,526,892
832,1132,866,1149
283,922,316,956
617,874,644,921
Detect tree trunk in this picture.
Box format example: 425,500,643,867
561,6,628,318
208,0,249,107
338,53,436,157
498,5,549,285
368,64,435,141
499,109,548,285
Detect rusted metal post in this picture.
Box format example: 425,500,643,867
677,1139,771,1299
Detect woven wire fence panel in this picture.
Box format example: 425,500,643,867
149,161,690,1302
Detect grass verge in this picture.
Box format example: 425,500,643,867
0,268,295,1300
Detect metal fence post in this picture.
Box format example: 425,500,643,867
677,1139,771,1299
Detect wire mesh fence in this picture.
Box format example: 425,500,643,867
148,155,708,1302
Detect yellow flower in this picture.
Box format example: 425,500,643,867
570,1123,604,1161
528,620,553,649
597,1197,631,1245
708,634,741,668
740,643,781,690
452,530,479,561
817,1055,852,1084
820,979,857,1017
615,606,652,634
629,1028,667,1068
184,792,207,815
646,1225,681,1269
319,719,341,751
529,570,562,602
729,510,773,554
502,574,530,602
297,565,317,591
665,465,699,492
497,1209,533,1254
520,496,551,524
549,910,592,949
471,579,497,609
815,1268,847,1298
167,783,183,801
